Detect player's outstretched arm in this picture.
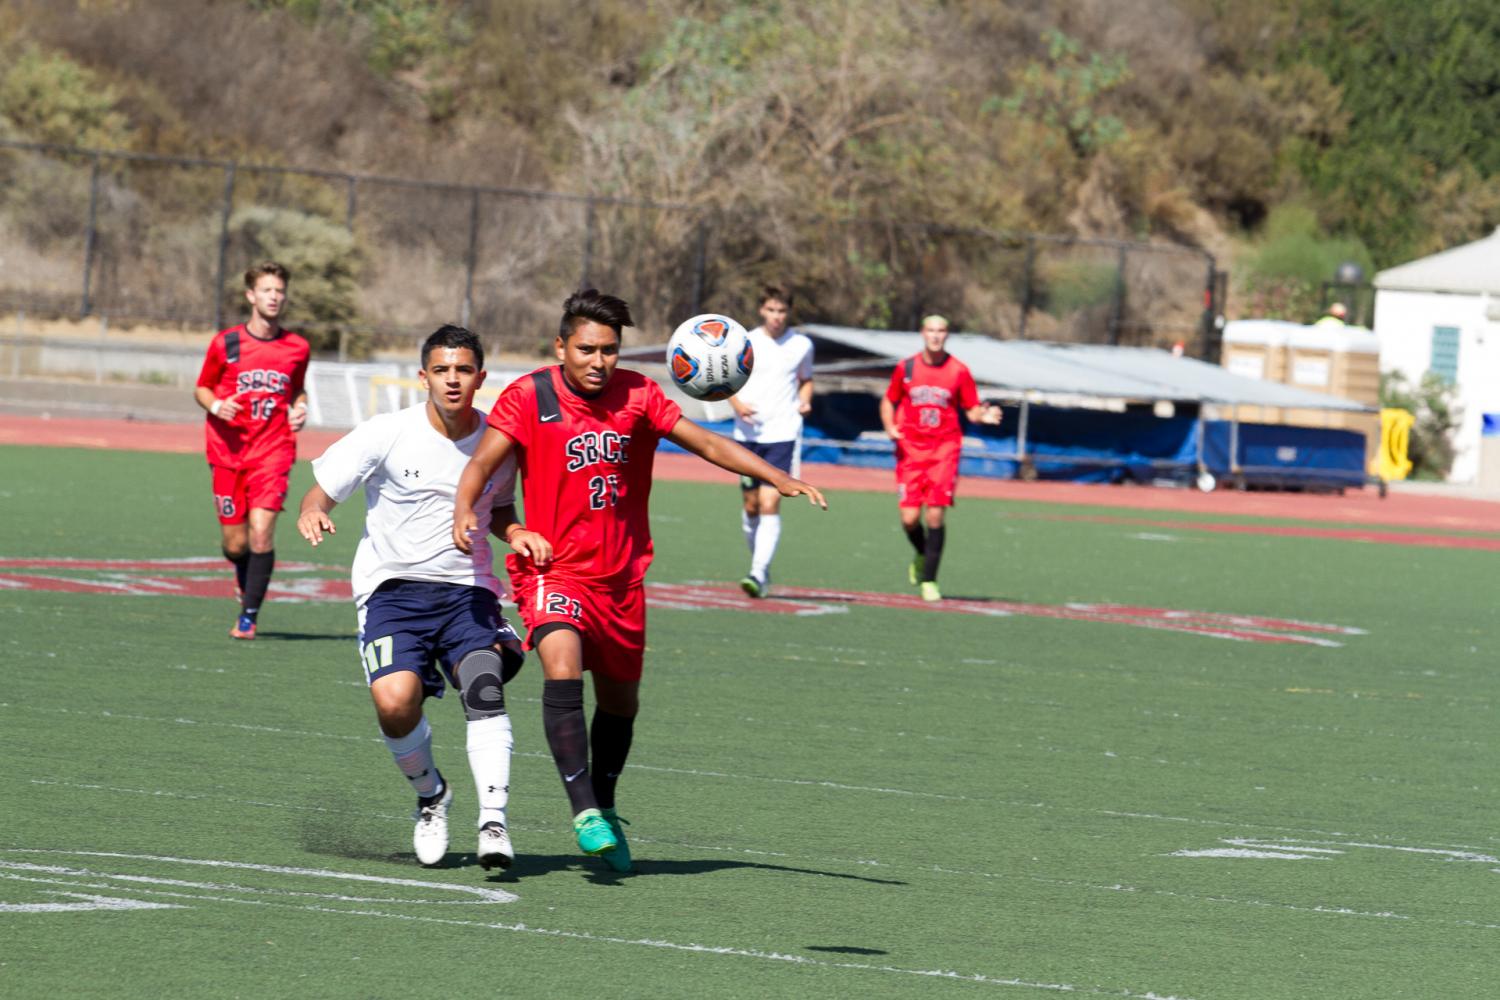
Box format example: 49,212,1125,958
965,402,1003,426
195,385,245,422
667,417,828,509
492,503,553,567
878,396,902,440
454,426,515,555
296,484,339,546
288,392,309,432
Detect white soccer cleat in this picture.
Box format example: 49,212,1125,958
477,821,514,871
412,782,453,866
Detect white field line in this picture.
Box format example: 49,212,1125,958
6,704,969,801
5,695,1476,797
17,777,1463,935
10,700,1496,848
0,853,1195,1000
1,853,514,903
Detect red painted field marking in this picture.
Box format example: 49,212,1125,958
7,412,1500,534
0,560,1361,645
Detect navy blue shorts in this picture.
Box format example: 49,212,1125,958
738,439,800,490
357,580,520,700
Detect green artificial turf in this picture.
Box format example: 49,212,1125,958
2,444,1497,998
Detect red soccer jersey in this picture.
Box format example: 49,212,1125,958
885,353,980,449
488,365,684,587
196,324,311,470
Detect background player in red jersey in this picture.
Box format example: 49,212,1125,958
879,314,1001,602
193,261,310,639
452,288,827,872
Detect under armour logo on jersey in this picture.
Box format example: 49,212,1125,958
404,468,421,478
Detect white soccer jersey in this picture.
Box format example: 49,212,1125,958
732,326,814,443
312,403,517,608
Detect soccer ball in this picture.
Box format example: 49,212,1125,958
666,313,754,401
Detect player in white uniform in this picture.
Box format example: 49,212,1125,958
296,325,523,870
729,284,814,598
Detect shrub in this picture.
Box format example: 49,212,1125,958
0,43,130,148
1380,370,1459,480
227,206,363,354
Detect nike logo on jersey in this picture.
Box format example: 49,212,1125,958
540,413,561,422
563,768,586,783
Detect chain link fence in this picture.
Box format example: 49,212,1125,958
1,138,1221,361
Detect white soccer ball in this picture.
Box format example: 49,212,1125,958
666,313,754,401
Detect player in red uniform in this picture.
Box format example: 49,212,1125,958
194,261,311,639
452,288,828,872
879,314,1001,602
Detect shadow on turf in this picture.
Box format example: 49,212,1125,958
505,854,907,886
301,840,906,886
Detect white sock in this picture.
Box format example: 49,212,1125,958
741,510,760,555
750,513,780,580
383,716,441,798
467,714,514,828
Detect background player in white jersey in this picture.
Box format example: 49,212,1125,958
728,284,814,598
295,325,524,870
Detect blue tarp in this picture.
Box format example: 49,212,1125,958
662,401,1366,489
1199,421,1366,488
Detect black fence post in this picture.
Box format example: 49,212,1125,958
213,162,237,332
1107,245,1127,346
690,219,707,315
1018,236,1036,338
580,198,596,289
81,154,101,316
1198,256,1222,363
462,187,480,327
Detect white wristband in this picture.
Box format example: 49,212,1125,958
209,398,222,416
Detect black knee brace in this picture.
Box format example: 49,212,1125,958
455,648,507,722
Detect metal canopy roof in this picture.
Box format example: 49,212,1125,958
800,324,1374,412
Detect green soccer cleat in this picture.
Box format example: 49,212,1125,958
572,808,619,857
739,574,767,599
908,555,923,586
919,580,942,603
599,808,632,872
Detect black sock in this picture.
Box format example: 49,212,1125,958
241,550,275,618
590,709,636,811
922,525,946,583
542,679,596,816
224,549,250,593
904,523,926,554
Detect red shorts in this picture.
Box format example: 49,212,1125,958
510,570,646,682
210,461,292,525
895,439,960,508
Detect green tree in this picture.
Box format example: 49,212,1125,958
1285,0,1500,263
1239,203,1372,321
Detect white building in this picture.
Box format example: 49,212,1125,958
1372,227,1500,483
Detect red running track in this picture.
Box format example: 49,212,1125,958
4,413,1499,535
